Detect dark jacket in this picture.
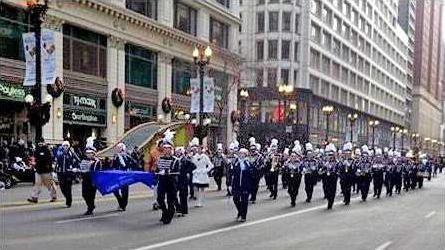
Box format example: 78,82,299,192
178,156,196,188
55,148,79,173
34,145,53,174
231,158,253,194
112,153,137,171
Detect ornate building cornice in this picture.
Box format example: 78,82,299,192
42,15,65,31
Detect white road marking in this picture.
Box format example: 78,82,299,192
375,241,392,250
55,213,120,224
133,198,360,250
425,211,436,218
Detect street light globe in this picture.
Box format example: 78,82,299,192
192,46,199,58
203,118,212,126
25,94,34,104
278,84,285,93
45,94,53,103
374,120,380,125
184,114,191,120
191,118,198,125
285,85,294,93
290,103,297,110
204,45,213,58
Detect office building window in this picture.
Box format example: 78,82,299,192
281,69,289,84
210,18,229,48
256,40,264,60
268,40,278,60
256,68,264,86
63,24,107,78
269,11,279,32
295,14,300,33
172,58,195,95
294,42,299,61
125,44,157,89
174,2,197,35
267,68,277,86
281,40,290,60
0,4,31,61
282,12,292,32
126,0,157,19
216,0,230,8
257,12,265,33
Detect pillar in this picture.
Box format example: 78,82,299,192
226,75,238,146
157,53,173,123
41,16,64,144
104,36,125,144
157,0,174,27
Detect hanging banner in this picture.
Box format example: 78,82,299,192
22,32,36,86
41,29,56,85
203,77,215,113
190,78,200,114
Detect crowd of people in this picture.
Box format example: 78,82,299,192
7,131,442,225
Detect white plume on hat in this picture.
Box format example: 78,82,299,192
375,148,383,156
361,145,369,155
239,148,249,154
249,137,256,146
189,137,199,147
62,141,70,147
419,153,427,159
256,143,261,151
305,142,313,152
86,136,95,149
270,138,279,148
283,148,290,155
342,142,353,152
325,143,337,155
383,147,389,153
387,149,394,157
394,151,401,157
405,150,414,158
217,143,224,151
354,148,361,156
292,140,302,155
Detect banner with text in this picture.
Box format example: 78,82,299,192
203,77,215,113
22,32,36,86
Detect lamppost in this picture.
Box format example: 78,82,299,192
26,0,49,142
390,126,400,150
278,83,294,125
347,113,358,143
239,89,249,123
369,120,380,149
192,45,213,145
424,137,431,152
321,105,334,144
411,133,419,147
401,128,408,151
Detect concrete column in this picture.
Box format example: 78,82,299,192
226,75,238,145
197,10,210,42
157,53,173,123
104,36,125,144
157,0,174,27
41,16,64,144
299,0,311,89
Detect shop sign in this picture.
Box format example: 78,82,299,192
0,81,27,101
129,104,152,117
64,109,106,127
73,95,97,109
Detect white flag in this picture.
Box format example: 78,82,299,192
22,32,36,86
190,78,200,113
41,29,56,85
203,77,215,113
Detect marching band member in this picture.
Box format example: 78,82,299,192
175,146,195,216
264,139,280,200
211,143,227,191
321,143,339,210
225,140,239,197
392,151,403,194
231,148,253,222
55,141,79,208
191,138,214,207
79,146,102,216
283,141,303,207
302,143,318,203
402,151,413,192
356,145,372,202
248,138,264,204
371,148,385,199
384,149,395,197
338,142,355,205
112,142,136,211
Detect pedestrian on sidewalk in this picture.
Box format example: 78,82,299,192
191,138,214,207
55,141,79,207
232,148,253,222
79,146,102,215
27,138,57,204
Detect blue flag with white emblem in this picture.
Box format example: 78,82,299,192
91,170,155,195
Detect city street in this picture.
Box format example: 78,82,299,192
1,175,444,250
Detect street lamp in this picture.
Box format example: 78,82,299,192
278,83,294,125
26,0,49,142
401,128,408,151
192,45,212,145
239,89,249,123
411,133,420,146
347,113,358,143
390,126,400,150
322,105,334,143
369,120,380,149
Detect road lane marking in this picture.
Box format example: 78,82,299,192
55,213,120,224
375,241,392,250
133,198,360,250
425,211,436,218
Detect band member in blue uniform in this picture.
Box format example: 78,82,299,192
264,139,280,200
281,148,290,189
175,146,195,216
232,148,253,222
226,140,239,196
55,141,79,208
392,151,403,194
322,143,339,209
155,131,180,224
211,143,227,191
112,143,137,211
302,143,318,203
384,150,395,197
338,142,355,205
371,148,385,199
356,145,372,202
79,147,102,215
283,142,303,207
248,138,264,204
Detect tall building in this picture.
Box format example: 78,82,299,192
411,0,443,144
239,0,409,148
0,0,241,146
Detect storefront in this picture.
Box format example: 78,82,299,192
63,93,107,147
0,80,30,142
125,102,156,130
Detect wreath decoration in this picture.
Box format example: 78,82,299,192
161,97,172,114
112,88,124,107
46,77,64,98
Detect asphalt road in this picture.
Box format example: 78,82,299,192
1,174,444,250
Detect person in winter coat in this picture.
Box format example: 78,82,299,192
190,138,214,207
27,138,57,203
55,141,79,207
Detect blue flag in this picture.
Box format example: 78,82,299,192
91,170,155,195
